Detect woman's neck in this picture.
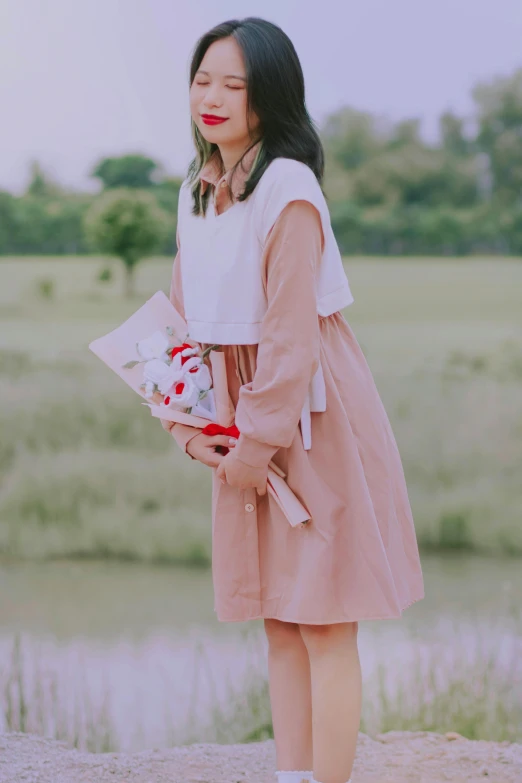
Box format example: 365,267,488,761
218,138,260,173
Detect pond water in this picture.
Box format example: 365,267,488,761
1,554,520,751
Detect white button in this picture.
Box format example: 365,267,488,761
245,503,255,512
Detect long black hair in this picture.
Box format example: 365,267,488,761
186,17,325,216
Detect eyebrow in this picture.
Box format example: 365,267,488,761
196,69,247,81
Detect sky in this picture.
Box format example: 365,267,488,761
1,0,521,194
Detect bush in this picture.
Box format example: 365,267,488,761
35,277,55,299
97,266,113,283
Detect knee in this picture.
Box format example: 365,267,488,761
264,618,302,652
299,621,358,657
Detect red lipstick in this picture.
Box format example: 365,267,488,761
201,114,228,125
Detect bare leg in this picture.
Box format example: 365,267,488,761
264,618,314,772
299,622,361,783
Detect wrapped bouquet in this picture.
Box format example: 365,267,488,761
124,330,218,422
89,291,311,527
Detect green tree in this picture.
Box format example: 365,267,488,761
154,176,183,214
473,69,522,204
0,192,18,251
322,108,388,170
440,112,471,157
386,118,422,150
26,161,62,198
91,155,163,190
351,146,478,208
84,188,170,296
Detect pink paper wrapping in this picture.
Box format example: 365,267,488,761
89,290,311,527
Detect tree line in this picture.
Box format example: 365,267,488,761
324,68,522,255
1,67,521,258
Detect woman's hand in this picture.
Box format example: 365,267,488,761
186,432,238,467
216,449,268,494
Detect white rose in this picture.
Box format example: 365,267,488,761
189,362,212,391
180,356,202,374
164,373,200,409
170,351,200,374
136,330,170,361
181,347,200,359
142,359,183,395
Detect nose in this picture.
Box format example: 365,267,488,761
203,83,223,109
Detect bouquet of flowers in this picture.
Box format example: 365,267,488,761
89,291,311,527
125,328,219,422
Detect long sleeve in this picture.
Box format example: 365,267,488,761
232,199,324,468
160,226,204,460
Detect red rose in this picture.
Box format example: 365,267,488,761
171,343,195,364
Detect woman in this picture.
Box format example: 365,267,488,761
162,16,425,783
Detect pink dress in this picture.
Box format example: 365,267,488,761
164,150,425,624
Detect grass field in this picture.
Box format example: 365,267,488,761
1,255,521,562
4,618,521,750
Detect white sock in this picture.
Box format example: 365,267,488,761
275,772,313,783
311,779,351,783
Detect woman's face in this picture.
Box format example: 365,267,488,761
190,37,260,152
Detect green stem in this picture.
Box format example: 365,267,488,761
201,344,222,359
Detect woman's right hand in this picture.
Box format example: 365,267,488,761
187,432,237,467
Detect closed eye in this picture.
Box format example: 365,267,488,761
194,81,243,90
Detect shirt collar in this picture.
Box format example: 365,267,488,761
199,141,262,200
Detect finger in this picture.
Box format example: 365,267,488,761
215,460,227,483
209,434,238,448
206,453,223,468
257,480,267,496
223,463,231,485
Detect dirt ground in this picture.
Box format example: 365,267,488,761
0,729,520,783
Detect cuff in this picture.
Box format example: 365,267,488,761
170,423,203,460
233,432,279,468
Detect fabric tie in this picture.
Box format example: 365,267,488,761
299,360,327,450
201,422,240,455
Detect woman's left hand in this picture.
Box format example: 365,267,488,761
215,450,268,494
